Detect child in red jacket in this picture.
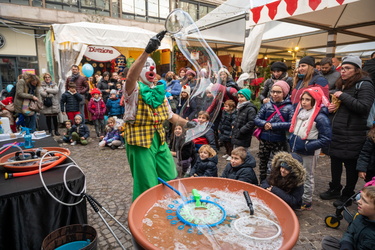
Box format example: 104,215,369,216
88,88,106,138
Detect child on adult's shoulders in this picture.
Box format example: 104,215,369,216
70,114,90,146
188,144,218,177
260,151,306,210
221,147,258,185
321,186,375,250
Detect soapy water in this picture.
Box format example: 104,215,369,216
142,188,283,249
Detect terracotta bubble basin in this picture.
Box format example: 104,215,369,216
128,177,299,250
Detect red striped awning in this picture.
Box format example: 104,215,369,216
248,0,358,25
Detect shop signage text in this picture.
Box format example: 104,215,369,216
84,46,121,62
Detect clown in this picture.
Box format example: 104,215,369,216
124,31,189,200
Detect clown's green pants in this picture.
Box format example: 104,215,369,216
126,132,177,201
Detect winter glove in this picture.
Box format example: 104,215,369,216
185,121,197,129
145,30,167,54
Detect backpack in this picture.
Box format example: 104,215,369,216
355,81,375,128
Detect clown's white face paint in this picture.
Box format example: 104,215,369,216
140,57,157,85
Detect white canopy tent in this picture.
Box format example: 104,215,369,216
51,22,172,83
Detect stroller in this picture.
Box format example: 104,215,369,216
324,192,359,229
324,177,375,229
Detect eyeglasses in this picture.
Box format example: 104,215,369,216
44,76,51,79
341,66,355,72
270,90,283,95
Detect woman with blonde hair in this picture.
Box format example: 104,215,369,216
40,73,60,135
290,56,329,106
14,73,41,132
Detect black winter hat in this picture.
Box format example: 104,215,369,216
271,61,288,72
299,56,315,67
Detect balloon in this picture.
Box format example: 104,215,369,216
6,84,14,93
82,64,94,77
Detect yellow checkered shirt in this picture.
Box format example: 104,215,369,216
124,92,169,148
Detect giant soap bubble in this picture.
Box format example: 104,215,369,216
165,9,224,145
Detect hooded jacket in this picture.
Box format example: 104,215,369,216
71,114,90,139
221,152,258,185
260,151,306,209
255,97,294,142
323,76,375,159
289,87,332,155
106,97,124,117
189,155,218,177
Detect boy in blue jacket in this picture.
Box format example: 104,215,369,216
289,87,331,210
106,89,124,117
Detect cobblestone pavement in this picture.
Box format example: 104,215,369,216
56,125,364,250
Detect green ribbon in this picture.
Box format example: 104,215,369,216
139,82,166,108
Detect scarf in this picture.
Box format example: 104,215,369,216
139,82,165,108
28,83,36,95
70,73,80,83
93,97,101,102
237,100,250,110
297,108,313,121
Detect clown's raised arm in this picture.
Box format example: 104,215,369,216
126,30,167,95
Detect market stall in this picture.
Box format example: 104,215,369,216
50,22,172,87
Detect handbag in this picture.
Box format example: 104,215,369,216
29,99,43,112
253,104,286,140
43,97,53,107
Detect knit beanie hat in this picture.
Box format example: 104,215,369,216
91,88,101,95
299,56,315,67
342,55,362,69
110,89,117,95
74,114,82,121
237,88,252,101
273,80,290,98
186,69,196,77
179,85,191,107
289,87,324,139
271,61,288,72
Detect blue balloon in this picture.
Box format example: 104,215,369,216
6,84,14,93
82,64,94,77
